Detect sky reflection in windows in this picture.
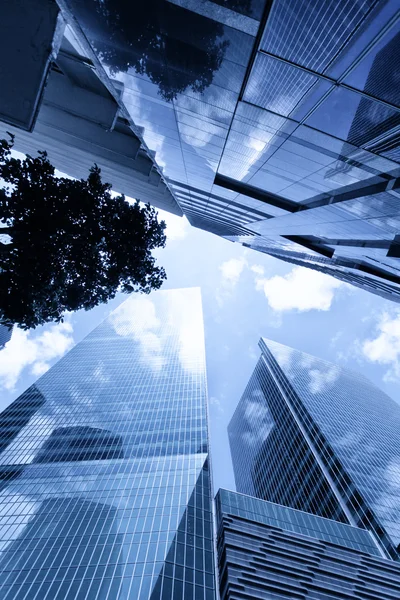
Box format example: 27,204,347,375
0,288,215,599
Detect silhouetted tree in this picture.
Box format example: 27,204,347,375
79,0,229,101
0,136,167,329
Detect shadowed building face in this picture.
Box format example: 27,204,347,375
0,498,125,598
33,426,125,463
229,338,400,560
215,489,400,600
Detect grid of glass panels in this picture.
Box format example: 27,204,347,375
228,357,348,524
259,338,400,559
216,489,400,600
59,0,400,302
54,1,400,301
0,288,216,599
60,0,264,231
220,1,400,300
216,489,381,555
0,325,12,349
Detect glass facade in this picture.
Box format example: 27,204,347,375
0,325,12,349
49,0,400,302
216,489,400,600
0,288,216,599
216,489,380,555
228,359,348,524
229,338,400,560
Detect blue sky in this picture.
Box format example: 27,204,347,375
1,209,400,493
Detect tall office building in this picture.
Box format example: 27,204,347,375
2,1,400,299
0,288,216,599
228,338,400,561
1,0,396,301
0,0,180,215
216,489,400,599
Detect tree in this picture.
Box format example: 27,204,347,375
78,0,229,101
0,136,167,329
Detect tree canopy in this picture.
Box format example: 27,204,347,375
0,136,167,329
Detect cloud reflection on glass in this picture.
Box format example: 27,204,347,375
0,288,215,599
229,337,400,560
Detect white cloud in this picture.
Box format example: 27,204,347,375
109,289,204,375
157,210,189,242
165,288,205,374
361,310,400,381
267,341,294,370
250,264,265,276
111,295,160,336
254,266,345,312
220,257,246,285
299,353,316,369
0,320,74,391
92,363,110,384
248,345,258,361
385,459,400,492
31,362,51,377
241,392,275,447
330,330,343,348
209,396,224,414
216,257,247,306
114,71,169,171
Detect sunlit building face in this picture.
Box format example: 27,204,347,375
0,288,216,600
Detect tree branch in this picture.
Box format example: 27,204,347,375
0,241,13,254
0,226,14,236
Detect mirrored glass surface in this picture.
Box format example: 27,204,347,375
0,289,216,599
229,338,400,560
55,1,400,303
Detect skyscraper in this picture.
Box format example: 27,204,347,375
216,488,400,599
0,288,216,599
228,338,400,560
0,1,181,215
2,2,400,300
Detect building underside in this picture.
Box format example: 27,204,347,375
1,0,400,301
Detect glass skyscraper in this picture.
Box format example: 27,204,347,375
228,338,400,560
0,288,216,599
2,1,400,300
5,0,393,302
216,489,400,599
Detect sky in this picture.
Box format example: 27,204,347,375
2,209,400,493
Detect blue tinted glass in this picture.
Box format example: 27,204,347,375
261,0,376,72
0,289,216,599
216,489,400,599
229,337,400,560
